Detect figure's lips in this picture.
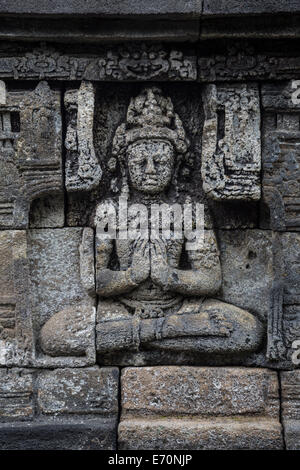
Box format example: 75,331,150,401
144,178,158,185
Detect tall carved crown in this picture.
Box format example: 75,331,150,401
112,87,189,162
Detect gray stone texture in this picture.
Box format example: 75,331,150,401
203,1,300,16
0,420,117,450
0,3,299,451
202,83,261,201
65,82,102,192
261,81,300,232
0,366,119,450
119,367,283,450
121,367,279,418
217,230,273,322
37,367,119,417
28,228,96,366
0,81,63,229
0,1,203,18
0,369,34,421
92,86,263,365
29,195,65,229
0,230,33,367
281,233,300,361
281,370,300,450
0,1,299,18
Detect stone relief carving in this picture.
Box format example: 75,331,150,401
0,73,297,370
31,228,96,367
201,83,261,201
87,87,264,358
0,42,299,83
261,81,300,231
0,230,33,367
64,81,102,192
0,80,62,229
94,43,197,81
0,44,196,82
198,42,300,82
12,46,74,80
0,54,298,449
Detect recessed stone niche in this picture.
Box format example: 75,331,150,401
0,2,299,450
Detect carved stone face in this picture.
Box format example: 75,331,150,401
127,139,175,194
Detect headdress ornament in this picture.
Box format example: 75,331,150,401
112,87,189,162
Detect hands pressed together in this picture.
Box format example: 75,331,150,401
130,236,170,287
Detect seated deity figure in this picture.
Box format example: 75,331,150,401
94,87,263,354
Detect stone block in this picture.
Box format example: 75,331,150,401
203,0,300,16
0,369,34,422
279,234,300,362
0,419,117,450
37,367,119,417
119,367,283,450
0,81,63,229
0,1,202,18
281,370,300,450
29,195,64,228
28,228,95,366
260,91,300,231
0,231,33,366
217,230,274,322
119,418,283,450
121,367,279,419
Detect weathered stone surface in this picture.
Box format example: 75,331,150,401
0,231,33,366
39,303,95,358
0,81,63,229
0,419,117,450
262,81,300,113
261,83,300,231
0,1,203,18
281,234,300,362
37,367,119,416
121,367,279,419
29,195,64,228
0,369,34,421
0,366,119,449
198,42,300,82
65,82,102,192
0,42,299,82
119,367,283,450
0,17,200,43
281,371,300,419
217,230,273,322
119,418,283,450
92,86,262,363
28,228,95,366
201,83,261,201
0,0,299,19
203,0,300,16
0,8,299,451
281,371,300,450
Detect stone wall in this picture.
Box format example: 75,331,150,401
0,2,299,450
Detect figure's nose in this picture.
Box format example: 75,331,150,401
145,155,156,174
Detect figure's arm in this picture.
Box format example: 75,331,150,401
96,233,150,297
151,231,222,296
